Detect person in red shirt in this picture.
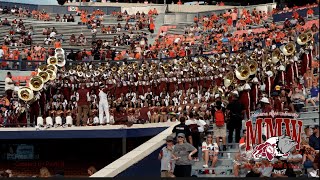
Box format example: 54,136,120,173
76,83,90,126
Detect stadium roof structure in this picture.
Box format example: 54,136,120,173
0,0,59,5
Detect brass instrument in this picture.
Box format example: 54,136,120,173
138,70,144,77
29,76,44,91
132,62,138,70
47,56,57,65
111,66,118,72
198,56,206,63
280,42,295,56
179,60,186,66
250,52,257,60
55,48,65,55
235,65,251,80
297,33,308,45
98,65,107,72
141,64,147,71
190,62,197,69
85,72,92,78
38,65,47,73
214,54,220,60
47,64,58,73
18,87,34,102
248,60,258,75
77,71,84,77
272,48,282,64
305,30,313,42
224,71,234,88
93,70,100,77
76,65,82,71
56,54,66,67
46,69,56,80
37,71,50,83
150,62,157,70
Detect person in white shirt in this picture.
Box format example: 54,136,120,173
201,134,219,168
4,72,15,100
0,48,4,58
49,31,56,38
98,84,115,125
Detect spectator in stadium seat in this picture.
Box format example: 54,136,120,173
172,133,197,177
87,166,96,176
302,145,317,174
306,82,319,107
309,125,319,151
201,134,219,169
4,72,15,100
211,100,227,152
287,147,303,176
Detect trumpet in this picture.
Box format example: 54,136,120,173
29,76,44,91
18,87,34,102
235,65,251,80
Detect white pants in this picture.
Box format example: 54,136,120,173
99,100,110,124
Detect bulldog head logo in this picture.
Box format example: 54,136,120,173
252,135,297,161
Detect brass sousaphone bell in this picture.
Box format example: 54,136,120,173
305,30,313,42
37,71,50,83
18,87,34,102
56,53,66,67
280,42,295,56
47,64,58,73
38,65,47,73
297,33,308,45
224,71,234,88
29,76,44,91
47,56,58,65
248,60,258,75
46,69,56,81
272,48,282,64
235,65,251,81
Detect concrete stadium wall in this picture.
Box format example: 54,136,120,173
91,122,178,177
122,5,166,15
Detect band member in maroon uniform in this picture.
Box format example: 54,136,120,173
76,82,90,126
286,60,296,86
239,83,251,119
275,65,286,86
62,79,71,101
264,70,274,98
300,48,313,76
17,102,27,127
250,77,260,111
29,98,40,126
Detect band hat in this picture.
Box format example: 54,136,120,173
279,65,286,71
252,77,259,83
214,94,220,98
243,83,251,90
260,97,270,104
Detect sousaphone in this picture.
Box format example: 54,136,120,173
37,71,50,83
18,87,34,102
47,64,58,73
305,30,313,42
280,42,295,56
55,48,65,55
46,69,56,81
297,33,308,45
235,65,251,80
38,65,47,73
272,48,282,64
224,71,234,88
56,53,66,67
248,60,258,75
47,56,57,65
29,76,44,91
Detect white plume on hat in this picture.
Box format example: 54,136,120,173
260,97,270,104
252,77,259,83
232,90,239,96
293,56,298,61
266,71,273,77
243,83,251,90
279,65,286,71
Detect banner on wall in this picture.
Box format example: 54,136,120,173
68,6,79,12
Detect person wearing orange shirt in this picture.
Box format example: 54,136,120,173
149,22,155,38
54,40,62,49
307,8,314,18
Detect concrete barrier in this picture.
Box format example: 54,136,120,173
0,70,32,81
91,121,179,177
